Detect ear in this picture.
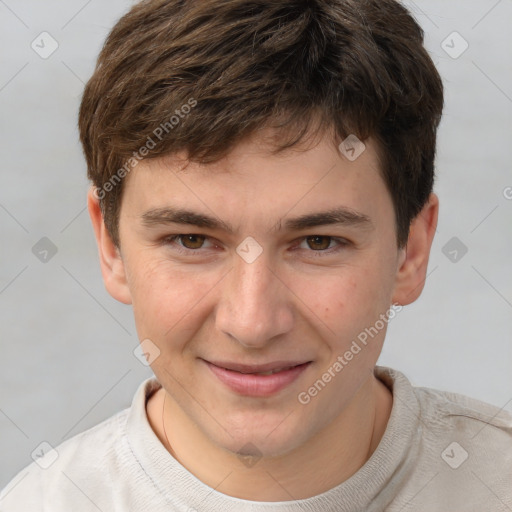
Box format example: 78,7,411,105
391,193,439,306
87,188,132,305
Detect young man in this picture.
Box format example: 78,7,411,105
2,0,511,510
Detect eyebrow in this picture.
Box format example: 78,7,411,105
140,206,373,233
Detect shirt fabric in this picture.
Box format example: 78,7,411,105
1,366,511,511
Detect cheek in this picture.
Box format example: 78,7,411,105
321,275,357,318
127,256,211,338
317,261,395,348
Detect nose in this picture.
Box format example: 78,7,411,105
215,251,294,349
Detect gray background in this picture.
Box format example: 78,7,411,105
1,0,511,490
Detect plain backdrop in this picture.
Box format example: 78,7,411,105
1,0,511,489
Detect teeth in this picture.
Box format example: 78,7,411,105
255,366,292,376
222,365,298,375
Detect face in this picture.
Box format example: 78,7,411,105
104,133,411,458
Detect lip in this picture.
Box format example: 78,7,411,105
203,360,312,397
207,360,310,374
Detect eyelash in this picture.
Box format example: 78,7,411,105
161,234,351,257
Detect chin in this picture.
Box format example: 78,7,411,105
211,419,310,461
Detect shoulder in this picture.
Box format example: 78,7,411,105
376,367,512,509
414,383,512,439
377,365,512,440
417,385,512,509
0,378,159,512
0,407,130,511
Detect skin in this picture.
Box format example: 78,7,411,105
88,130,438,501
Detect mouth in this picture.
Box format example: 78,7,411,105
202,359,312,397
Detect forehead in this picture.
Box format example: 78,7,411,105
119,133,392,233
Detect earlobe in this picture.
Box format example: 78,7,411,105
391,193,439,306
87,188,132,305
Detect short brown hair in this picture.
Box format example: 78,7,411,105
79,0,444,248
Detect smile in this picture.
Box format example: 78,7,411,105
203,360,312,397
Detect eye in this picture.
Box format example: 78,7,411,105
177,234,207,250
298,235,350,255
161,234,351,258
163,234,215,253
304,236,332,251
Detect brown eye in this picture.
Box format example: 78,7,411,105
179,234,206,249
305,236,332,251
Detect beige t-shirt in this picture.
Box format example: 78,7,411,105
1,366,511,511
